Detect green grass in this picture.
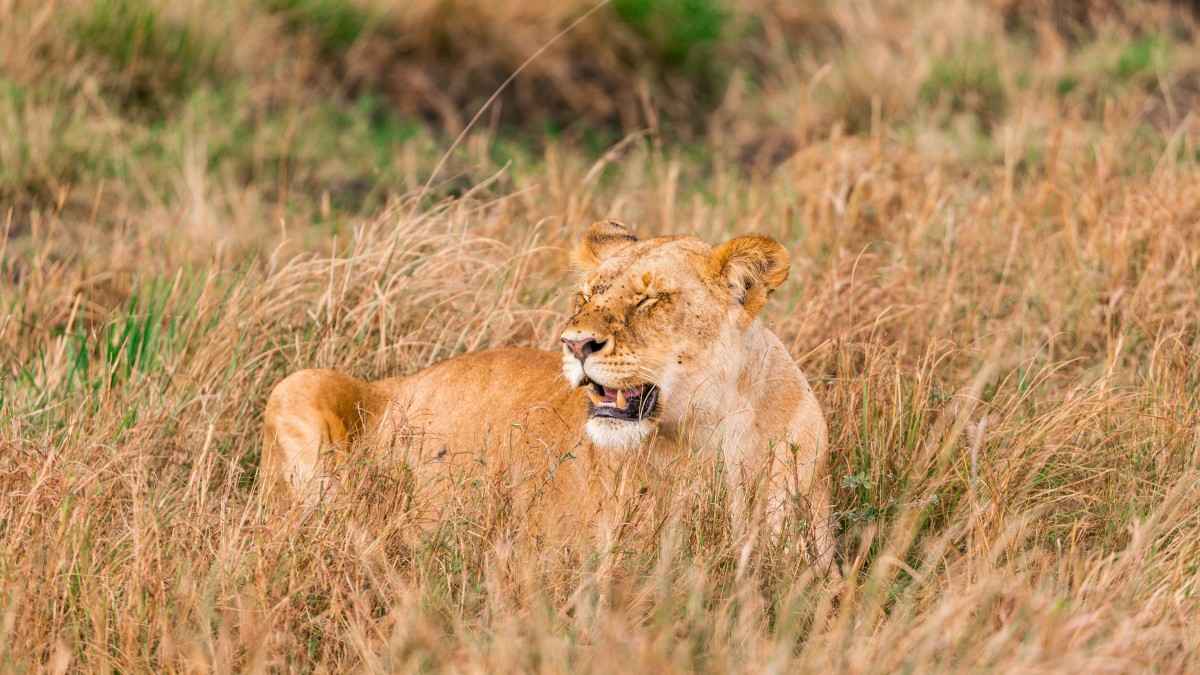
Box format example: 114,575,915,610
613,0,728,66
0,79,114,207
63,284,170,393
261,0,375,57
1114,35,1167,81
71,0,223,113
919,47,1007,129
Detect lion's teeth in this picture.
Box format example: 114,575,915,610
616,389,627,408
586,389,604,404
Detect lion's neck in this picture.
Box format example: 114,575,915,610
663,318,801,453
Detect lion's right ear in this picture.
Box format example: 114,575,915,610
573,220,638,271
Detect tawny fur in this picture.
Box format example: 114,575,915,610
262,222,835,569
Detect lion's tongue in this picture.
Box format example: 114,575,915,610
602,386,640,408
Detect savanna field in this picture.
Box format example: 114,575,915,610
2,0,1199,671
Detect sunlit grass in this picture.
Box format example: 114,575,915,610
1,0,1199,671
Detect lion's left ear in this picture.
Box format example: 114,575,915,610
573,220,638,271
708,235,790,317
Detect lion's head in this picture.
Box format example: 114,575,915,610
560,220,791,449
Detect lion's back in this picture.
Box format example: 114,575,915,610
372,347,589,462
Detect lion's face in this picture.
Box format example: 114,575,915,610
560,221,790,449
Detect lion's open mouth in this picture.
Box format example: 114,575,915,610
582,379,659,421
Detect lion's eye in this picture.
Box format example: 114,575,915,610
635,295,658,311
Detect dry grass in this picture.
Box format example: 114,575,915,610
3,0,1200,672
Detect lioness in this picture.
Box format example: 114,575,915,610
262,221,834,568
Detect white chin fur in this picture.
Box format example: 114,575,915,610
586,417,653,451
561,356,585,387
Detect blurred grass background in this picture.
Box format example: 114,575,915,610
2,0,1200,672
5,0,1197,231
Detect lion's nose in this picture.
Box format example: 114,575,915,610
561,332,608,361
